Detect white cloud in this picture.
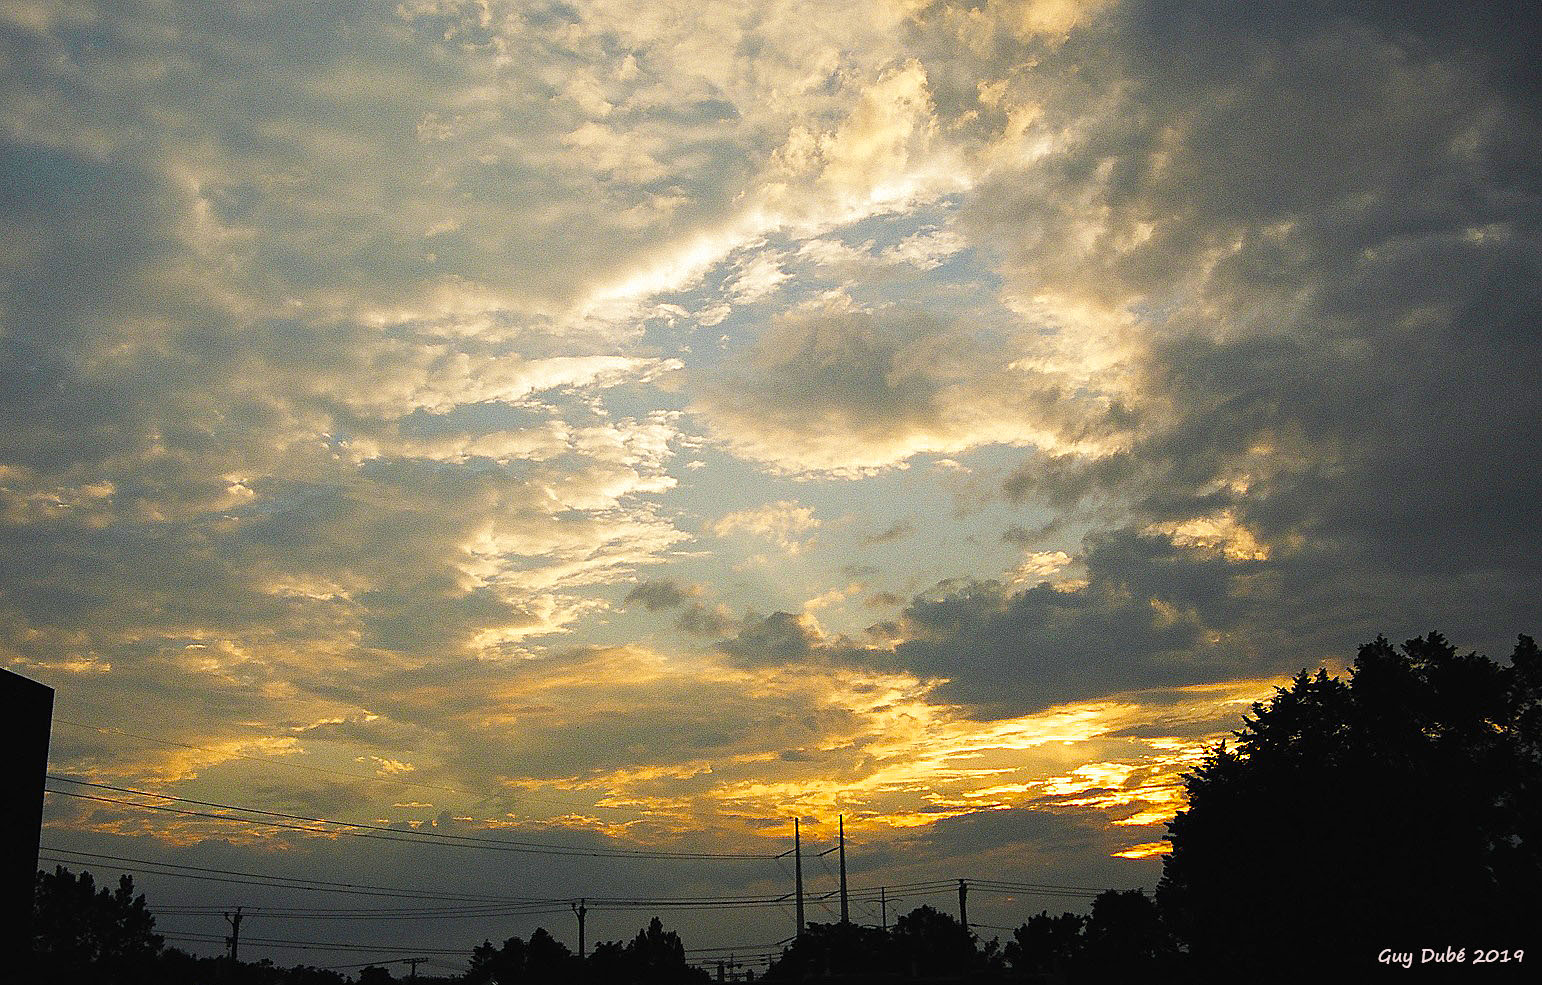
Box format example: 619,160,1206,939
1009,550,1074,584
710,500,821,554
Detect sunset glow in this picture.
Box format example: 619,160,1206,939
5,0,1538,969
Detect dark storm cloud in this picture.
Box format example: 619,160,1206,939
888,531,1250,717
862,0,1542,712
985,0,1540,542
706,528,1288,716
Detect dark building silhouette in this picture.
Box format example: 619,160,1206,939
1,668,53,969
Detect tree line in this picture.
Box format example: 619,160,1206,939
30,633,1541,983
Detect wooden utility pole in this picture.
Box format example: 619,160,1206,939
572,898,587,972
880,886,888,930
224,907,243,963
957,879,968,931
404,957,425,981
838,815,849,925
793,818,805,937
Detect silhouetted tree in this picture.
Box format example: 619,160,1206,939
584,939,631,983
890,905,990,978
467,928,576,983
1003,911,1083,979
623,917,709,984
357,966,395,985
1075,890,1172,983
469,937,520,984
526,928,577,981
583,918,708,984
32,866,163,984
1001,893,1171,984
1158,633,1542,980
764,921,893,980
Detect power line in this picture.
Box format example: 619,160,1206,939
39,849,509,902
44,777,778,859
41,844,1115,935
155,928,780,964
972,877,1105,890
968,880,1104,897
158,932,468,956
158,935,786,961
40,847,797,910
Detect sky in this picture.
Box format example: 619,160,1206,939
4,0,1540,970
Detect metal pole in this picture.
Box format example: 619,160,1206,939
838,815,849,925
794,818,805,937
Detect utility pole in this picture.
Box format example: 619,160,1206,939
793,818,805,937
224,907,243,964
572,898,587,979
880,887,888,930
838,815,849,925
404,957,425,982
957,879,968,931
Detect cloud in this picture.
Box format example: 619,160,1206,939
624,579,704,612
710,499,821,554
701,525,1348,719
625,579,737,636
694,294,1123,476
796,225,966,277
717,612,823,666
1007,550,1073,584
673,602,738,638
884,538,1232,717
859,520,917,547
889,0,1542,665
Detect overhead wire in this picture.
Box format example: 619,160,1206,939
41,847,799,911
41,823,1122,966
43,845,1110,921
157,932,467,956
45,776,778,859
